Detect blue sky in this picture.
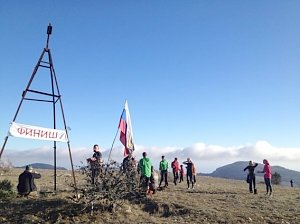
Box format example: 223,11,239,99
1,1,300,172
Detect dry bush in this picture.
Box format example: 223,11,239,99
0,179,16,200
0,158,13,175
75,160,144,213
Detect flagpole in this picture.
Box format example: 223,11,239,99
107,106,125,164
107,99,129,164
107,127,119,164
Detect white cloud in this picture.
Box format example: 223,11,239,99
2,140,300,173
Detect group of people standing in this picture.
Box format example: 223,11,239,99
243,159,273,196
16,143,276,198
138,153,197,192
87,145,276,197
86,146,198,192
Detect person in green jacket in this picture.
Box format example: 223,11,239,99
159,155,169,188
138,152,152,190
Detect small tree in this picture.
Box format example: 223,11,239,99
272,172,281,185
0,179,16,199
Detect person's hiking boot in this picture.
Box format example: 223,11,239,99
269,192,273,197
250,190,253,193
254,189,257,194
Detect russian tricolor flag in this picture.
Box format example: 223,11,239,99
118,100,134,156
119,109,127,147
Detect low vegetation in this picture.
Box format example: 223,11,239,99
272,172,282,185
76,160,144,213
0,179,16,200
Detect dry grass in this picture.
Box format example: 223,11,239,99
1,168,299,223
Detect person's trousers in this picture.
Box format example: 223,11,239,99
248,175,256,192
264,177,272,193
159,170,168,187
173,171,179,184
186,173,194,188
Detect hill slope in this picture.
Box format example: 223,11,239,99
19,163,67,170
203,161,300,186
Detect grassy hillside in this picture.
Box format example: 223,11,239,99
0,168,299,223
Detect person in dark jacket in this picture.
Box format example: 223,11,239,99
122,154,131,171
91,144,103,161
88,144,103,184
149,166,157,195
17,165,41,197
244,161,258,194
183,158,195,189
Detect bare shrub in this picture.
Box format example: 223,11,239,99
0,158,13,174
74,160,144,213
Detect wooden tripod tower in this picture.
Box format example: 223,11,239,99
0,24,77,192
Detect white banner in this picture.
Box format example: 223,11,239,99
8,122,68,142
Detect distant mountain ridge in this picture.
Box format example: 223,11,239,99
18,163,67,170
202,161,300,186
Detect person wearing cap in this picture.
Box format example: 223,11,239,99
159,155,169,188
138,152,152,191
183,158,195,189
243,161,258,194
17,165,41,197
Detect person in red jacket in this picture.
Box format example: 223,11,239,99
259,159,273,196
171,157,179,185
192,163,197,184
179,164,184,183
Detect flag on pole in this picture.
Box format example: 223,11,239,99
118,100,134,156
